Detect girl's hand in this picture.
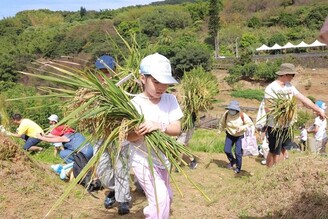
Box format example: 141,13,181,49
236,127,242,133
135,121,160,136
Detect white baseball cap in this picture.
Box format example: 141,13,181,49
139,53,178,84
48,114,59,122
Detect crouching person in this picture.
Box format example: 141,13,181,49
9,113,44,152
37,125,93,163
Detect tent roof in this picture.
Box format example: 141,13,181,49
282,42,296,49
269,43,282,50
295,41,311,48
308,40,326,47
256,44,270,51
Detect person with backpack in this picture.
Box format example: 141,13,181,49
218,100,253,174
37,126,93,163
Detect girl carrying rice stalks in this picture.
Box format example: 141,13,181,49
127,53,183,219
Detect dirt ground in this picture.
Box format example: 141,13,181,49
1,141,328,219
1,67,328,218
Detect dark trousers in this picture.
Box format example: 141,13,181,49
224,132,243,170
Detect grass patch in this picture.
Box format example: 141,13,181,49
189,128,225,153
231,89,264,101
30,143,63,164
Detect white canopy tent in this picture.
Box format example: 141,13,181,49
308,40,326,47
255,40,327,51
255,44,271,51
282,42,296,49
268,43,282,50
295,41,311,48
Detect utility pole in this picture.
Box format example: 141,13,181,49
235,37,239,58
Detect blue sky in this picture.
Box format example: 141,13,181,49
0,0,161,19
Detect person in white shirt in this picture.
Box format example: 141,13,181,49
307,100,327,155
127,53,183,219
264,63,325,167
299,125,308,151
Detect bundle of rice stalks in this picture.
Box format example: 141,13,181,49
266,91,297,146
15,60,210,216
179,67,219,131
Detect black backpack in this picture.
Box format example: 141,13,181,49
72,152,92,187
72,152,102,192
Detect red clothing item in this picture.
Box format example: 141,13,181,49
50,125,75,136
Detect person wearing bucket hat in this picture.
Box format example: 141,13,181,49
307,100,328,155
264,63,326,167
127,53,183,218
218,100,254,174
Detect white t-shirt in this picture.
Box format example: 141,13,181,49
129,93,183,169
264,80,299,128
314,116,327,141
300,128,307,141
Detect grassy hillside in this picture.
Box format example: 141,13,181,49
1,133,328,218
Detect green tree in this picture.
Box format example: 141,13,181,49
186,1,209,22
208,0,222,57
0,55,17,82
240,33,257,48
80,6,87,18
268,33,287,47
247,16,261,28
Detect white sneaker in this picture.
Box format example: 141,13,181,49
261,160,266,165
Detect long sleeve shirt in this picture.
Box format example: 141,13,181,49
219,111,254,137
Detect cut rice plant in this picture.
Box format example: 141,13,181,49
15,60,210,217
179,67,219,131
8,36,211,216
265,90,297,147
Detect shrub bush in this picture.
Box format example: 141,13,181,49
294,110,312,128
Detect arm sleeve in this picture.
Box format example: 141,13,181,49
17,122,27,135
168,95,183,123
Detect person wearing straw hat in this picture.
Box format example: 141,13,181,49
218,100,253,174
127,53,183,219
264,63,326,167
307,100,327,156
